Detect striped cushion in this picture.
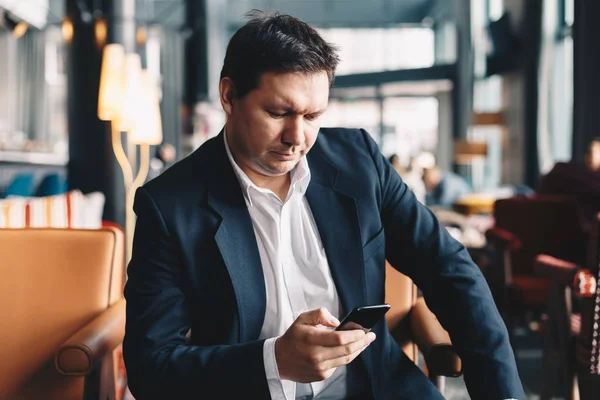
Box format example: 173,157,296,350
0,189,102,229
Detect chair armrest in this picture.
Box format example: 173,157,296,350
534,254,579,286
55,298,126,376
410,298,462,377
534,254,596,297
485,227,522,250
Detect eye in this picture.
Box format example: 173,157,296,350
304,114,319,121
268,111,285,119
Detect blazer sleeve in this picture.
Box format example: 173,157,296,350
122,186,270,399
360,130,526,400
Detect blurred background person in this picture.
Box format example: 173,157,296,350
388,153,426,204
538,138,600,221
147,142,177,181
423,165,473,208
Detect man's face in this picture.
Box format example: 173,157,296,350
220,71,330,181
423,168,441,193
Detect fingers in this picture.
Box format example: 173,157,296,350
299,307,340,328
314,332,376,372
306,326,367,347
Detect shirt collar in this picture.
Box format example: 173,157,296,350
223,128,311,206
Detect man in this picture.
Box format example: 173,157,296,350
123,11,524,400
387,154,426,204
422,166,473,208
538,138,600,222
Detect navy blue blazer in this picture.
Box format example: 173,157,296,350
123,128,525,399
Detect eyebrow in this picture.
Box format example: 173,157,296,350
269,105,326,116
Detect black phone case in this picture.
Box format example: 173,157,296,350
335,304,391,332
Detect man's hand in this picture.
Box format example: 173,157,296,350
274,307,376,383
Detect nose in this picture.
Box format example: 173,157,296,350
281,117,304,149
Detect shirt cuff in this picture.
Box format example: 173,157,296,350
263,337,295,400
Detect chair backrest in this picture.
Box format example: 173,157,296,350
384,261,419,362
4,172,35,198
494,194,588,276
34,172,67,197
0,226,125,400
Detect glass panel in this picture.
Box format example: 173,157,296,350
321,99,382,143
0,27,67,157
489,0,504,21
549,36,573,164
565,0,574,25
381,97,438,167
468,125,503,191
318,27,434,75
473,75,503,112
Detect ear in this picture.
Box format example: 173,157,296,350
219,77,236,115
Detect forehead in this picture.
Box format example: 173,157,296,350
252,71,330,108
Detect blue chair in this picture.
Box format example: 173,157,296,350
3,172,35,198
35,173,67,197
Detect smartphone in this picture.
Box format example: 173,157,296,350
335,304,391,332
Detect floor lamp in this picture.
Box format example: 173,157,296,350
98,43,163,263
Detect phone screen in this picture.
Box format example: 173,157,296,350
335,304,391,332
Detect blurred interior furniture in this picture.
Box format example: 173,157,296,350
385,261,462,395
2,171,35,198
453,139,488,192
453,192,496,215
453,139,488,165
534,212,600,400
0,224,126,400
0,189,105,229
97,43,163,264
484,195,590,341
34,172,68,197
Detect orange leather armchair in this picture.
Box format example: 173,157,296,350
385,262,462,395
0,225,126,400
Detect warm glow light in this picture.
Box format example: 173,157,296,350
62,17,73,42
94,18,107,48
115,53,143,132
98,44,126,121
136,26,147,46
129,70,163,145
13,22,28,38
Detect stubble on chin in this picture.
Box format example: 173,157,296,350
253,158,298,177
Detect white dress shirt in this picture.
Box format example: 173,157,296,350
224,132,348,399
224,133,520,400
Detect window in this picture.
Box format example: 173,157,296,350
0,26,67,158
550,0,574,164
537,0,574,174
468,0,506,191
318,27,435,75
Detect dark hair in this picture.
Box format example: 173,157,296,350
220,10,340,98
388,154,399,164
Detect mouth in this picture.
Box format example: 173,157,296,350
271,151,299,161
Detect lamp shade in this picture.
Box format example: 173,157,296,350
128,70,163,145
97,43,125,121
114,53,143,132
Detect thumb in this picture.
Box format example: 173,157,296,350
300,307,340,328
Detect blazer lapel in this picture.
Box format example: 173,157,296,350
306,149,366,315
205,133,266,342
